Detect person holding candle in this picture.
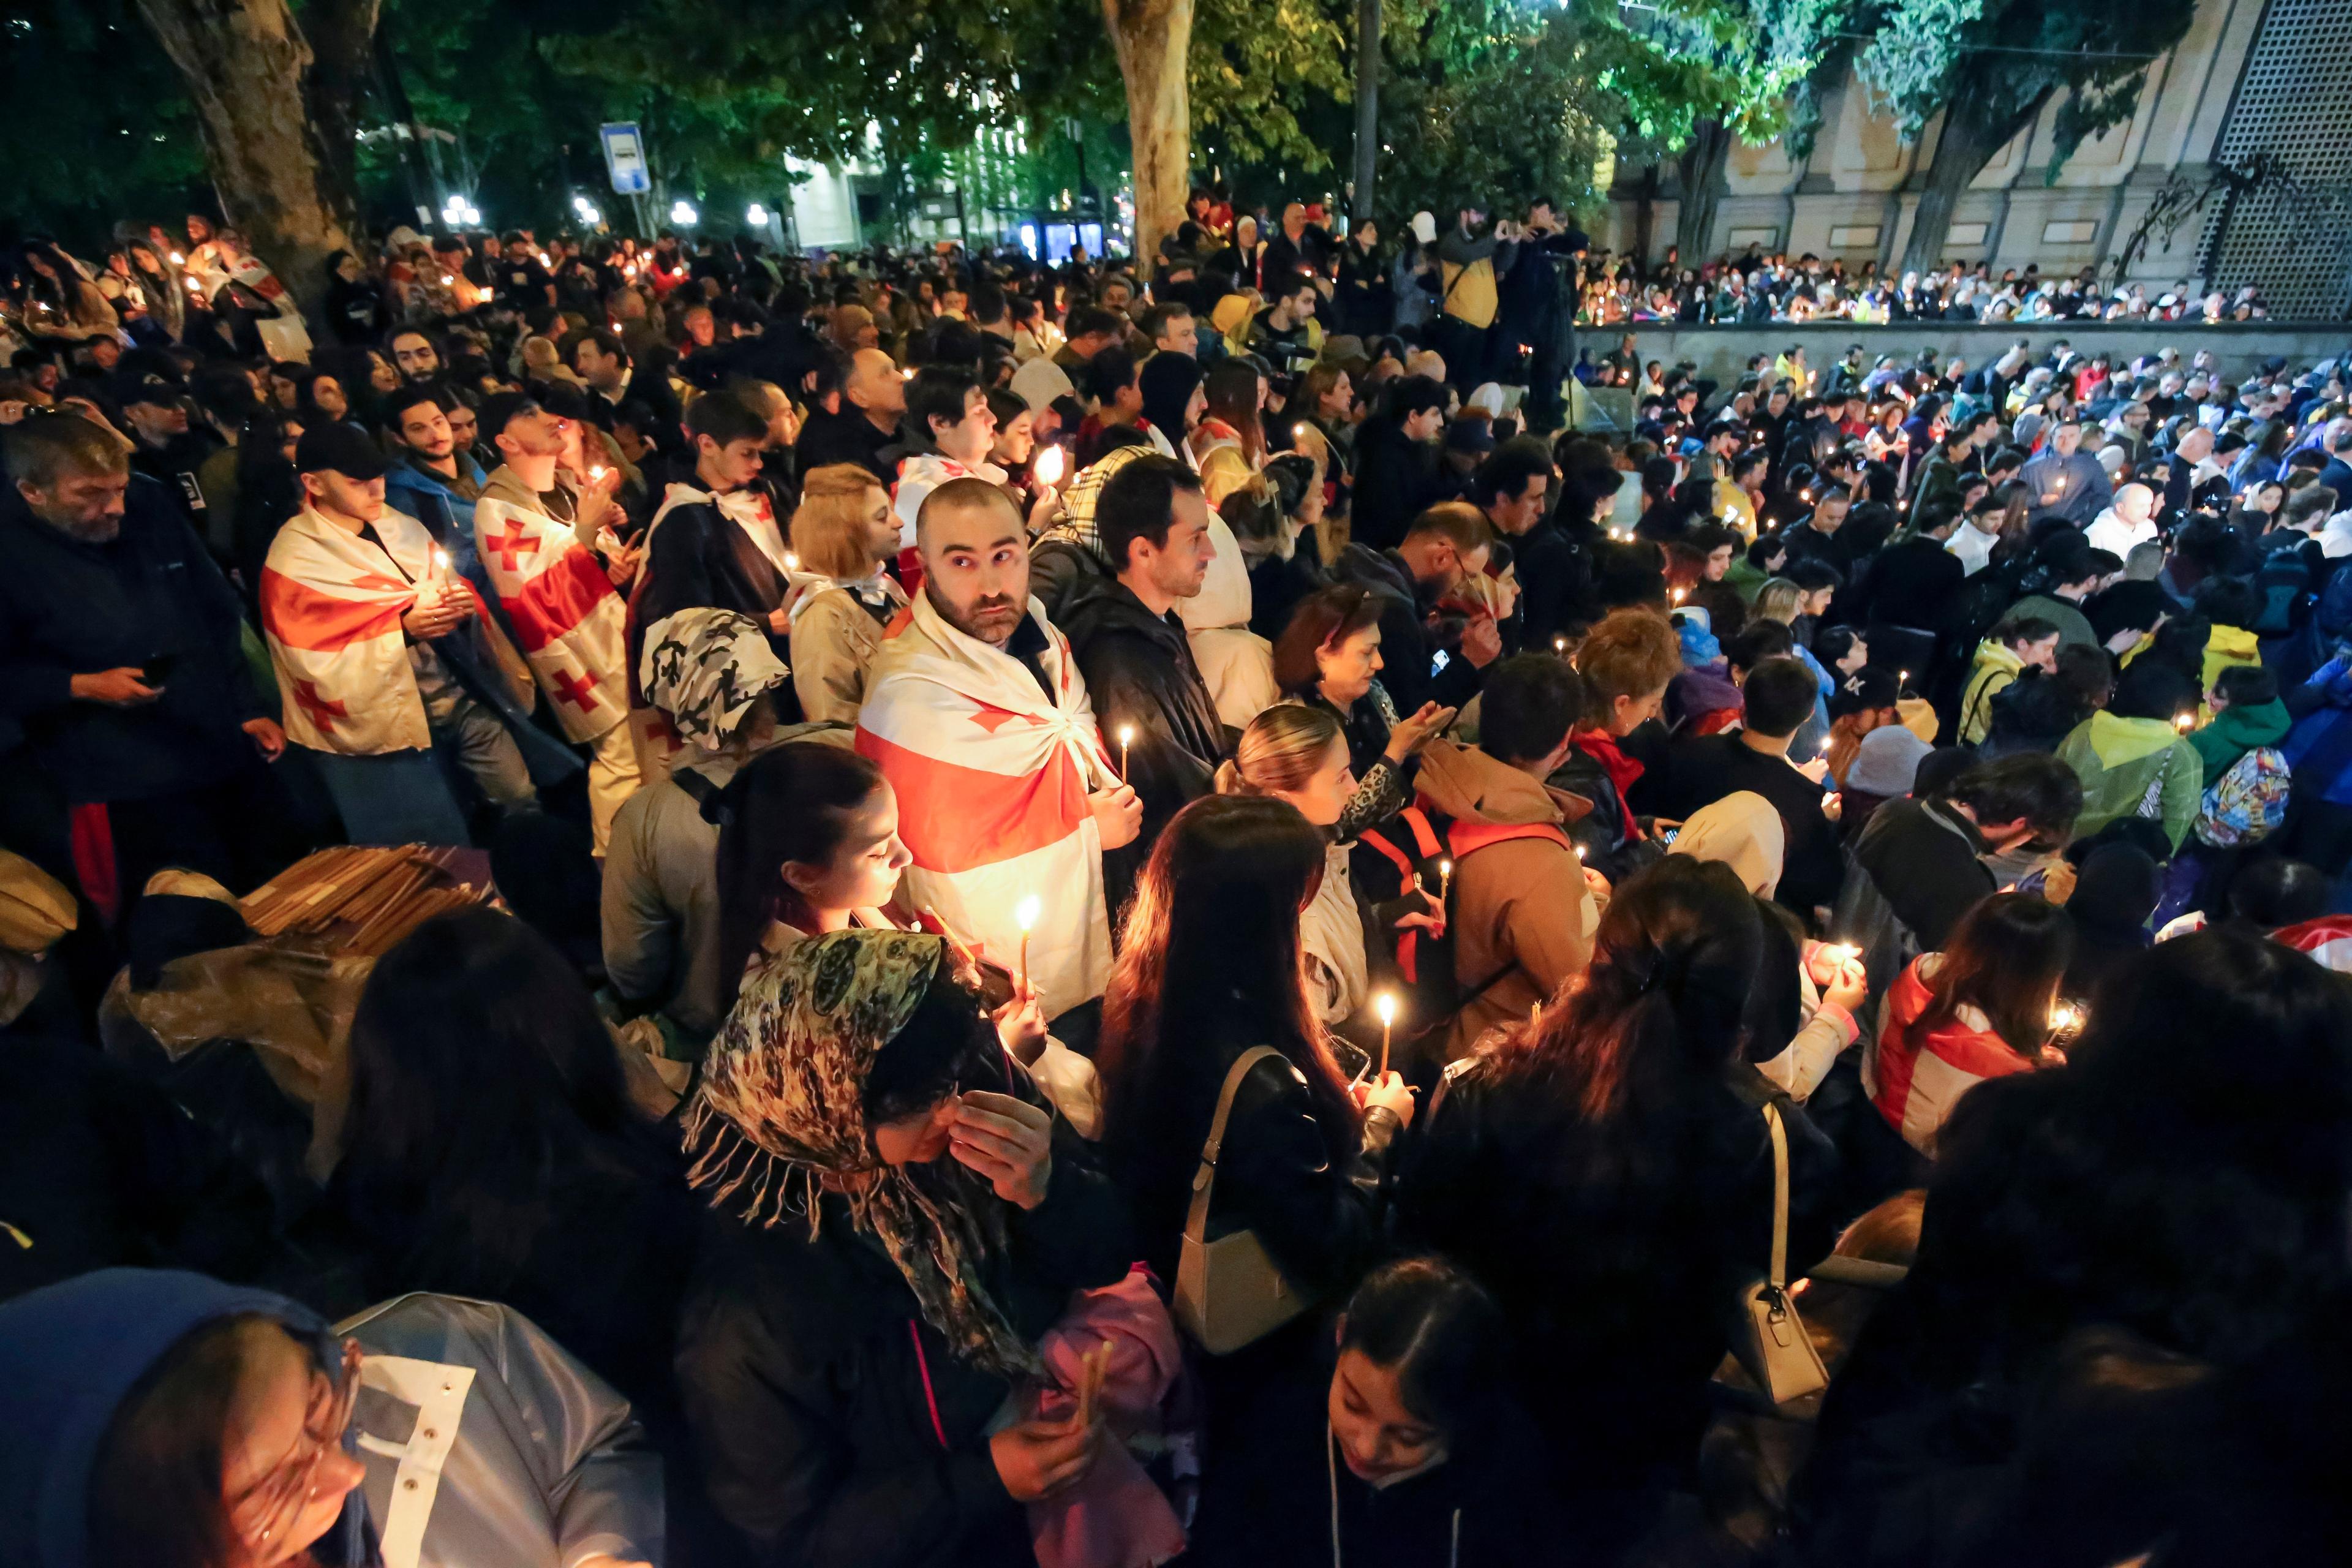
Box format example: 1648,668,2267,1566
1409,653,1607,1059
262,424,554,846
1060,456,1229,894
2019,413,2111,526
1391,856,1836,1549
1096,794,1414,1558
1215,703,1442,1032
1272,583,1452,840
1553,606,1684,880
676,929,1137,1568
1867,891,2076,1163
854,478,1139,1025
630,389,802,684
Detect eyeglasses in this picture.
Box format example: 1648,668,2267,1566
229,1337,363,1552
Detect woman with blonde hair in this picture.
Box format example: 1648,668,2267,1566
786,462,908,724
1215,704,1440,1030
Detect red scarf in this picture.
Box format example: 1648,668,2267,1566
1572,726,1645,801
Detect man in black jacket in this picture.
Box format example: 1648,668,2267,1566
1643,657,1844,919
632,390,796,677
1058,455,1228,880
794,348,903,484
1329,502,1502,717
575,329,683,446
0,413,288,917
1476,438,1591,651
1852,753,2082,951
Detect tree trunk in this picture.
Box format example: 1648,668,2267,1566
1351,0,1381,225
132,0,379,313
1674,118,1732,265
1102,0,1195,278
1899,72,2045,276
1632,165,1659,273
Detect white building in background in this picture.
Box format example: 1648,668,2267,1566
1602,0,2352,318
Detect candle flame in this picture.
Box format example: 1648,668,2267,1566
784,552,800,573
1820,942,1860,967
589,466,607,481
441,274,455,285
1032,443,1066,486
432,549,450,571
1117,723,1136,745
1376,993,1396,1026
2049,1001,2083,1035
169,252,185,265
1015,895,1042,933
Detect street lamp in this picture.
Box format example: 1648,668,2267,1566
745,202,768,226
670,198,698,226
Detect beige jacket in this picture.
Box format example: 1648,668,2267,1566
789,580,907,725
1415,739,1599,1060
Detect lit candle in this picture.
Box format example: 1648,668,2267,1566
1033,443,1066,488
1437,858,1452,903
2048,1001,2084,1043
1553,635,1567,655
441,274,455,286
428,547,451,608
588,465,608,483
2174,711,2195,734
1014,894,1041,997
1819,941,1860,970
1574,842,1588,862
168,252,185,265
1671,586,1687,605
1376,992,1396,1079
1117,723,1135,780
783,551,800,573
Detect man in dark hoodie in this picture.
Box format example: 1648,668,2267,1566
1057,455,1229,888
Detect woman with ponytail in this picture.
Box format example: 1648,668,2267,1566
1392,855,1836,1546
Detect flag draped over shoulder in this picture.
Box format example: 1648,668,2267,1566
472,473,628,743
260,504,467,755
854,592,1115,1019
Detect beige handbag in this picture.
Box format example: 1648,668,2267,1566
1172,1046,1319,1355
1725,1101,1830,1406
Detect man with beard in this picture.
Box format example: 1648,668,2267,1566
0,413,287,918
112,369,221,535
387,328,446,387
854,478,1141,1023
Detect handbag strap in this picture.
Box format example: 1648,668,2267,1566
1764,1100,1792,1291
1183,1047,1288,1250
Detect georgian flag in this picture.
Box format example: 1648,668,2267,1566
854,591,1116,1020
472,489,628,743
260,503,462,756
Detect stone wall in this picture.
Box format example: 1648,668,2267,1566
1580,320,2352,393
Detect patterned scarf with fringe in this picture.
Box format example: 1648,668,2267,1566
683,929,1040,1378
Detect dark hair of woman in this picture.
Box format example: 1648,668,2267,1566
1915,892,2073,1053
865,965,1000,1125
1485,856,1762,1128
1200,359,1267,465
1098,794,1359,1166
90,1315,276,1568
1340,1256,1512,1439
340,907,662,1292
1271,582,1385,696
713,741,888,989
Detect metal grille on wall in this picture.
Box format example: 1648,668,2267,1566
2200,0,2352,320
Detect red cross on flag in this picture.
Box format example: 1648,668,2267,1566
471,484,627,744
260,503,459,755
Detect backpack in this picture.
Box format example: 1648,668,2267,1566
2196,746,2291,847
2251,545,2316,638
1351,802,1575,1044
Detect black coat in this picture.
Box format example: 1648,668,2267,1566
1852,794,1994,952
1057,576,1229,859
1510,516,1600,646
796,405,897,485
0,481,266,802
1860,533,1967,635
1349,425,1446,552
1328,545,1483,717
676,1098,1131,1568
1638,732,1845,918
1393,1056,1834,1500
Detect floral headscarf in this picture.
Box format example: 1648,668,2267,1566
683,929,1039,1376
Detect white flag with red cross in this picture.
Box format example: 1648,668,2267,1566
471,491,628,743
260,503,457,756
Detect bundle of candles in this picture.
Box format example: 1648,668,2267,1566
238,845,491,956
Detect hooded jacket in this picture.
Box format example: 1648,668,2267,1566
2189,695,2290,781
1958,638,2028,745
2056,711,2205,851
1175,512,1280,728
1414,739,1598,1059
0,1268,374,1568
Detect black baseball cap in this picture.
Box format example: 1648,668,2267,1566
294,423,390,481
109,370,182,411
475,391,543,441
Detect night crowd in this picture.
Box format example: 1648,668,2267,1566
2,190,2351,1568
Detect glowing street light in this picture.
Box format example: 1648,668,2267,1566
745,202,769,226
670,198,699,226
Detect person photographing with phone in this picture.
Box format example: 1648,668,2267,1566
0,410,291,924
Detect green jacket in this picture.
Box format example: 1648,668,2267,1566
2188,697,2290,782
1723,557,1769,606
2057,711,2205,851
